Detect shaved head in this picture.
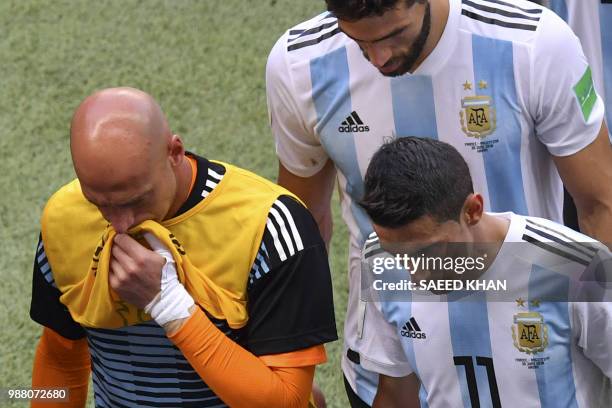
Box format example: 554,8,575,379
71,87,171,182
70,87,191,233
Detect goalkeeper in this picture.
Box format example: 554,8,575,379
30,87,337,408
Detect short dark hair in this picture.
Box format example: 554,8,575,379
325,0,426,21
360,137,474,228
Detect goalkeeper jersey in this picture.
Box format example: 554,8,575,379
30,154,337,408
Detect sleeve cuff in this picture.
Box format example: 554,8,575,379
359,353,414,378
277,151,328,178
167,306,214,345
259,345,327,368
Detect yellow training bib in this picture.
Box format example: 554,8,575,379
41,161,301,329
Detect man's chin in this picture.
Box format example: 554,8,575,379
379,66,409,77
378,60,413,77
379,68,406,77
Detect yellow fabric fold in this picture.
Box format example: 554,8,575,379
59,220,251,328
41,160,301,329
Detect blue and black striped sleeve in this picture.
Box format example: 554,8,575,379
30,234,86,340
242,195,338,356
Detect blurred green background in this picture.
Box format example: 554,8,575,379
0,1,350,406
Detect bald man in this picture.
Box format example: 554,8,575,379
29,88,337,408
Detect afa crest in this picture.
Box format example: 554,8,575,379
460,95,497,138
512,312,549,355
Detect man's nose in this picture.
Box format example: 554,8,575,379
105,210,135,234
365,43,392,68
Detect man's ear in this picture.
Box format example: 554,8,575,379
461,193,484,226
168,134,185,167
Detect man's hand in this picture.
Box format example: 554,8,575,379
109,233,165,309
109,232,196,330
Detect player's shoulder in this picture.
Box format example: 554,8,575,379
269,194,310,220
268,11,351,70
521,215,599,245
458,0,570,45
42,178,104,229
45,178,83,205
518,214,609,267
263,195,323,255
362,231,385,260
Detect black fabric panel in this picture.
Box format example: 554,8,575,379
243,195,337,355
243,245,337,355
563,187,580,232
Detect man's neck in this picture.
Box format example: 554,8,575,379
165,155,193,219
411,0,450,71
416,213,511,293
467,213,510,280
474,213,511,243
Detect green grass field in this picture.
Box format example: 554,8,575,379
0,1,351,406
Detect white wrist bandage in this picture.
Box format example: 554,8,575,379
143,233,194,326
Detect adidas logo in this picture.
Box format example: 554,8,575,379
400,317,427,339
338,111,370,133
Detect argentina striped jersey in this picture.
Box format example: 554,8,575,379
356,213,612,407
266,0,605,403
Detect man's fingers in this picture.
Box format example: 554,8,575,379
108,268,120,290
111,243,137,271
109,258,127,288
114,233,148,257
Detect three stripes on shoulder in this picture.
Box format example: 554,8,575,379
522,218,601,267
286,0,546,54
287,13,339,52
266,200,304,262
461,0,543,32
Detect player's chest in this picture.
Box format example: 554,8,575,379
394,301,574,379
390,301,577,405
310,70,526,179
